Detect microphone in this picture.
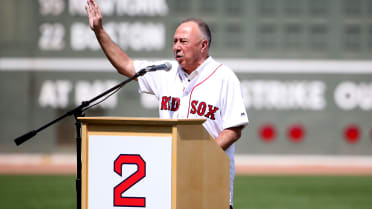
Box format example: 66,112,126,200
144,62,172,72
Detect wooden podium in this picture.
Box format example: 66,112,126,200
79,117,230,209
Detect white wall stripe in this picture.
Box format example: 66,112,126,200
1,154,371,167
1,57,372,74
235,155,372,167
219,59,372,74
0,58,114,72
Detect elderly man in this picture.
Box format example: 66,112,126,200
86,0,248,208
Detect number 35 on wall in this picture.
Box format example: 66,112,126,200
113,154,146,207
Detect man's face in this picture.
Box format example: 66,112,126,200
173,22,205,73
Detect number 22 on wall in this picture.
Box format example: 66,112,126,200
113,154,146,207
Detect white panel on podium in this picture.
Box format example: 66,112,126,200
88,135,172,209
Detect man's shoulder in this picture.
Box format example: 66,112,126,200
209,58,238,80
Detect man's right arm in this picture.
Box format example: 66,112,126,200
85,0,136,78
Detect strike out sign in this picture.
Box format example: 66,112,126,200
88,135,172,209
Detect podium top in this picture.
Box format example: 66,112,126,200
78,117,206,126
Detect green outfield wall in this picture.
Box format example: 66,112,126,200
1,0,372,155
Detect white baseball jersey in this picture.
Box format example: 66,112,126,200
134,56,249,205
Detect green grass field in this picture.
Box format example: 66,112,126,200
0,175,371,209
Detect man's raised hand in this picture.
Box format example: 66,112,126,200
85,0,103,32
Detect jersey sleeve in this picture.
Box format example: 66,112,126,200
220,70,249,130
133,60,168,98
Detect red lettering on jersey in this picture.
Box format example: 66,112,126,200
161,96,180,112
205,105,219,120
171,97,180,111
197,102,207,116
167,97,172,110
161,96,169,110
189,100,219,120
186,64,223,119
190,100,198,114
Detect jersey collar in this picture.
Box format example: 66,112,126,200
179,56,213,82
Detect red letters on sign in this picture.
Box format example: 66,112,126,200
113,154,146,207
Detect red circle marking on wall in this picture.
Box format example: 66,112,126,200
259,124,276,142
344,124,360,144
288,124,305,143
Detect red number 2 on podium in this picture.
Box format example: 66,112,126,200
113,154,146,207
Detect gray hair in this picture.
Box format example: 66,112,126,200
181,18,212,49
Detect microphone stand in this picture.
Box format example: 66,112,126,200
14,68,149,209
